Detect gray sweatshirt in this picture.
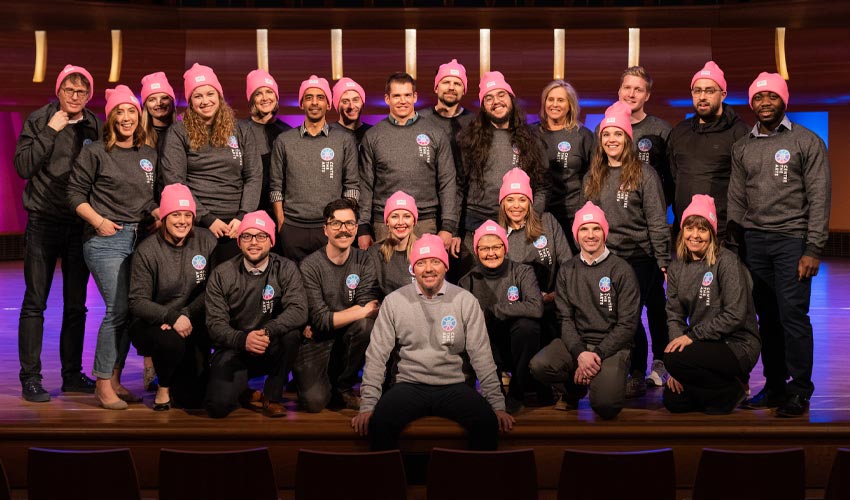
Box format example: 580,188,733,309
419,106,475,170
367,244,415,298
581,165,671,269
129,228,219,326
556,252,640,361
459,259,543,321
159,121,261,227
506,212,573,293
237,118,291,214
540,125,595,221
360,282,505,413
205,254,308,350
15,102,102,221
359,116,458,234
728,120,831,258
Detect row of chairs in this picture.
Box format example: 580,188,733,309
1,446,848,499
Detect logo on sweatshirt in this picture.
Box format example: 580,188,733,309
228,135,239,149
416,134,431,146
507,286,520,302
83,138,93,147
441,315,457,332
599,277,611,293
346,274,360,289
192,255,207,270
139,159,153,172
320,147,335,161
533,235,548,249
262,285,275,301
408,264,414,276
699,272,713,306
775,149,791,164
557,141,571,153
701,272,714,287
511,144,520,155
599,276,612,311
638,138,652,152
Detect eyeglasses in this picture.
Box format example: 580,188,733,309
691,88,720,97
239,232,270,243
482,91,509,106
478,244,505,254
61,88,89,99
326,220,357,231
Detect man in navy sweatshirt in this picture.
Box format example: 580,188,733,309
731,73,831,418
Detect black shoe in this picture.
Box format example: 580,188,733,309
740,388,785,409
22,379,50,402
61,373,96,393
153,400,171,412
775,394,809,418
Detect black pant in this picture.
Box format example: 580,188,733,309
205,329,301,418
663,341,744,414
486,317,540,401
129,318,210,408
369,383,499,451
644,267,669,361
18,215,89,383
279,223,326,263
627,258,662,375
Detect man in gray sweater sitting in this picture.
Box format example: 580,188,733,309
352,233,514,450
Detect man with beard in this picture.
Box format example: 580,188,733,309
295,198,380,411
352,233,514,450
204,211,308,418
270,75,359,262
419,59,475,164
332,77,370,146
668,61,749,242
731,73,830,418
358,73,458,257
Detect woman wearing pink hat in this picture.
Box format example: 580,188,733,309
67,85,159,409
582,101,671,399
368,191,419,297
128,183,218,411
663,195,759,414
538,80,594,252
140,72,177,156
160,63,260,262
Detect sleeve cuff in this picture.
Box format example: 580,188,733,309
269,191,283,203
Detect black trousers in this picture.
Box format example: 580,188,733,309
369,382,499,451
627,258,667,375
279,223,326,263
663,341,744,414
486,317,541,401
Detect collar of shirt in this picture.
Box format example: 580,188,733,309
751,114,793,138
388,112,419,127
580,246,611,266
506,223,526,236
415,279,447,297
243,258,270,275
299,122,330,137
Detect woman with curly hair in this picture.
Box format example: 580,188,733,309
160,63,260,262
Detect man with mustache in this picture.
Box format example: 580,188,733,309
204,211,308,418
352,233,514,450
295,198,380,411
668,61,749,242
270,75,359,262
331,77,370,146
420,59,474,165
730,73,831,418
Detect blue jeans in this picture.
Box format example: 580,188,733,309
18,215,89,383
83,224,138,379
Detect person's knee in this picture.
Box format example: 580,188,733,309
300,386,331,413
205,394,236,419
591,402,622,420
663,350,685,374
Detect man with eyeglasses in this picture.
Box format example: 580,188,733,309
270,75,359,262
14,64,102,402
204,211,308,418
295,198,380,411
357,72,458,257
668,61,749,242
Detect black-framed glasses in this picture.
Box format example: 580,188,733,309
239,232,270,243
326,220,357,231
61,88,89,99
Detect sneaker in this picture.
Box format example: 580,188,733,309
61,373,96,393
740,387,785,410
646,360,669,387
22,379,50,403
625,373,647,399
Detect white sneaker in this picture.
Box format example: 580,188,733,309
646,360,668,387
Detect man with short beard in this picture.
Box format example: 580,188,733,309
295,198,380,412
419,59,475,167
331,77,371,146
730,73,831,418
668,61,749,242
269,75,359,262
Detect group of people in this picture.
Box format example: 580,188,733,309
14,56,830,450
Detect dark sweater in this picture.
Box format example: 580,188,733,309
556,252,640,361
269,125,360,227
237,118,291,214
728,120,831,258
458,259,543,322
299,247,380,333
668,103,750,238
205,254,308,350
129,228,219,326
419,106,475,171
666,247,760,374
330,121,371,146
367,244,415,297
359,116,458,234
14,102,102,221
540,125,595,221
67,141,158,225
159,121,261,227
506,212,573,293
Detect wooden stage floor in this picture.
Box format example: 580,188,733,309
0,259,849,498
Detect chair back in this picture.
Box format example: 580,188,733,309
27,447,141,500
825,448,850,500
295,449,406,500
557,448,675,500
692,448,805,500
159,448,277,500
427,448,537,500
0,460,11,500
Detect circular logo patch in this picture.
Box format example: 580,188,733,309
346,274,361,290
533,235,548,249
416,134,431,146
228,135,239,149
511,144,520,155
557,141,572,153
638,138,652,152
408,264,414,276
599,277,612,293
507,286,520,302
83,138,93,147
702,272,714,287
191,255,206,270
320,147,335,161
139,159,153,172
441,315,457,332
775,149,791,164
262,285,275,301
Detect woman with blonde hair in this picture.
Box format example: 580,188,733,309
367,191,418,297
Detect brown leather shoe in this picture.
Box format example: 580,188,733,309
261,397,287,418
239,389,263,408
